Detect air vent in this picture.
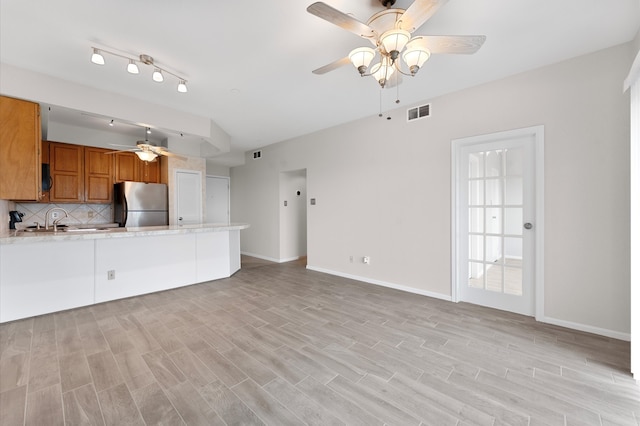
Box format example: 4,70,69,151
407,103,431,122
252,150,262,160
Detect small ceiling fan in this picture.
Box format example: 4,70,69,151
307,0,486,88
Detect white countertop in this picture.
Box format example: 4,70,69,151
0,223,250,245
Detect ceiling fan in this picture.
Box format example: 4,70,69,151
307,0,486,88
105,134,184,162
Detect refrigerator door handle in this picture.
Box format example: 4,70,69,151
123,195,128,227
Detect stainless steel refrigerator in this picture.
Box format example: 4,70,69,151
114,182,168,227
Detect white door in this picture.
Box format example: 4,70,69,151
453,127,543,316
176,170,202,224
206,176,230,223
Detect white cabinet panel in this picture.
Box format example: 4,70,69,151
229,230,241,275
196,232,230,282
0,240,95,322
95,234,197,303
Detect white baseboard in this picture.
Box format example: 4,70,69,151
241,252,301,264
305,265,452,302
249,258,630,342
538,316,630,342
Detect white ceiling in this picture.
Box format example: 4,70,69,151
1,0,639,165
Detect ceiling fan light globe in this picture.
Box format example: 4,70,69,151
370,60,395,85
402,47,430,74
380,29,410,58
348,47,376,75
135,151,158,162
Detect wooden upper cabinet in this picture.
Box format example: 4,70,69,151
85,147,113,203
0,96,42,200
113,152,138,183
139,158,161,183
49,142,83,202
114,151,161,183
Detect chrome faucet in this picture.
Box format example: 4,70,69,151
45,207,69,230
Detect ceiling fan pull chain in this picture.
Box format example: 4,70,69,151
379,89,383,117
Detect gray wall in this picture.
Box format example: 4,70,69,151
231,42,633,336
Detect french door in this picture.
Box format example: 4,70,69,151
453,127,542,316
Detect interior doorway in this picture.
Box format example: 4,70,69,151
279,169,307,264
452,126,544,317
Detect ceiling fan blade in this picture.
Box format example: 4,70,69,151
307,2,376,39
407,35,486,54
312,57,351,75
103,149,138,154
109,143,138,148
398,0,449,33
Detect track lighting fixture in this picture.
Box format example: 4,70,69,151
109,119,114,127
90,47,188,93
146,127,151,134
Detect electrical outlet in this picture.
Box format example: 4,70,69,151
88,211,94,218
107,270,115,280
363,256,370,264
51,211,59,219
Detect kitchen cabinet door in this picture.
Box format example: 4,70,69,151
49,142,83,202
139,158,161,183
114,152,138,182
85,147,113,203
0,96,42,200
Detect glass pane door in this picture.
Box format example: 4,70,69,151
468,147,524,295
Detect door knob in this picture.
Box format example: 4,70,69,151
524,222,533,230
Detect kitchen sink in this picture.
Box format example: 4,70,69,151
63,227,115,232
22,227,65,233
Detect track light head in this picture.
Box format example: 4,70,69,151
91,48,105,65
152,69,164,83
127,60,139,74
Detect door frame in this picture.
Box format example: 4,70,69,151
451,125,545,320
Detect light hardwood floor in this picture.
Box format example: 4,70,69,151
1,256,638,425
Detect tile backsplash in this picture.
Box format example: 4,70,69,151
14,203,113,229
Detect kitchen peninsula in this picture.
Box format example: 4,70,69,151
0,223,249,323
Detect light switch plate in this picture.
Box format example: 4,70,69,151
310,198,316,205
